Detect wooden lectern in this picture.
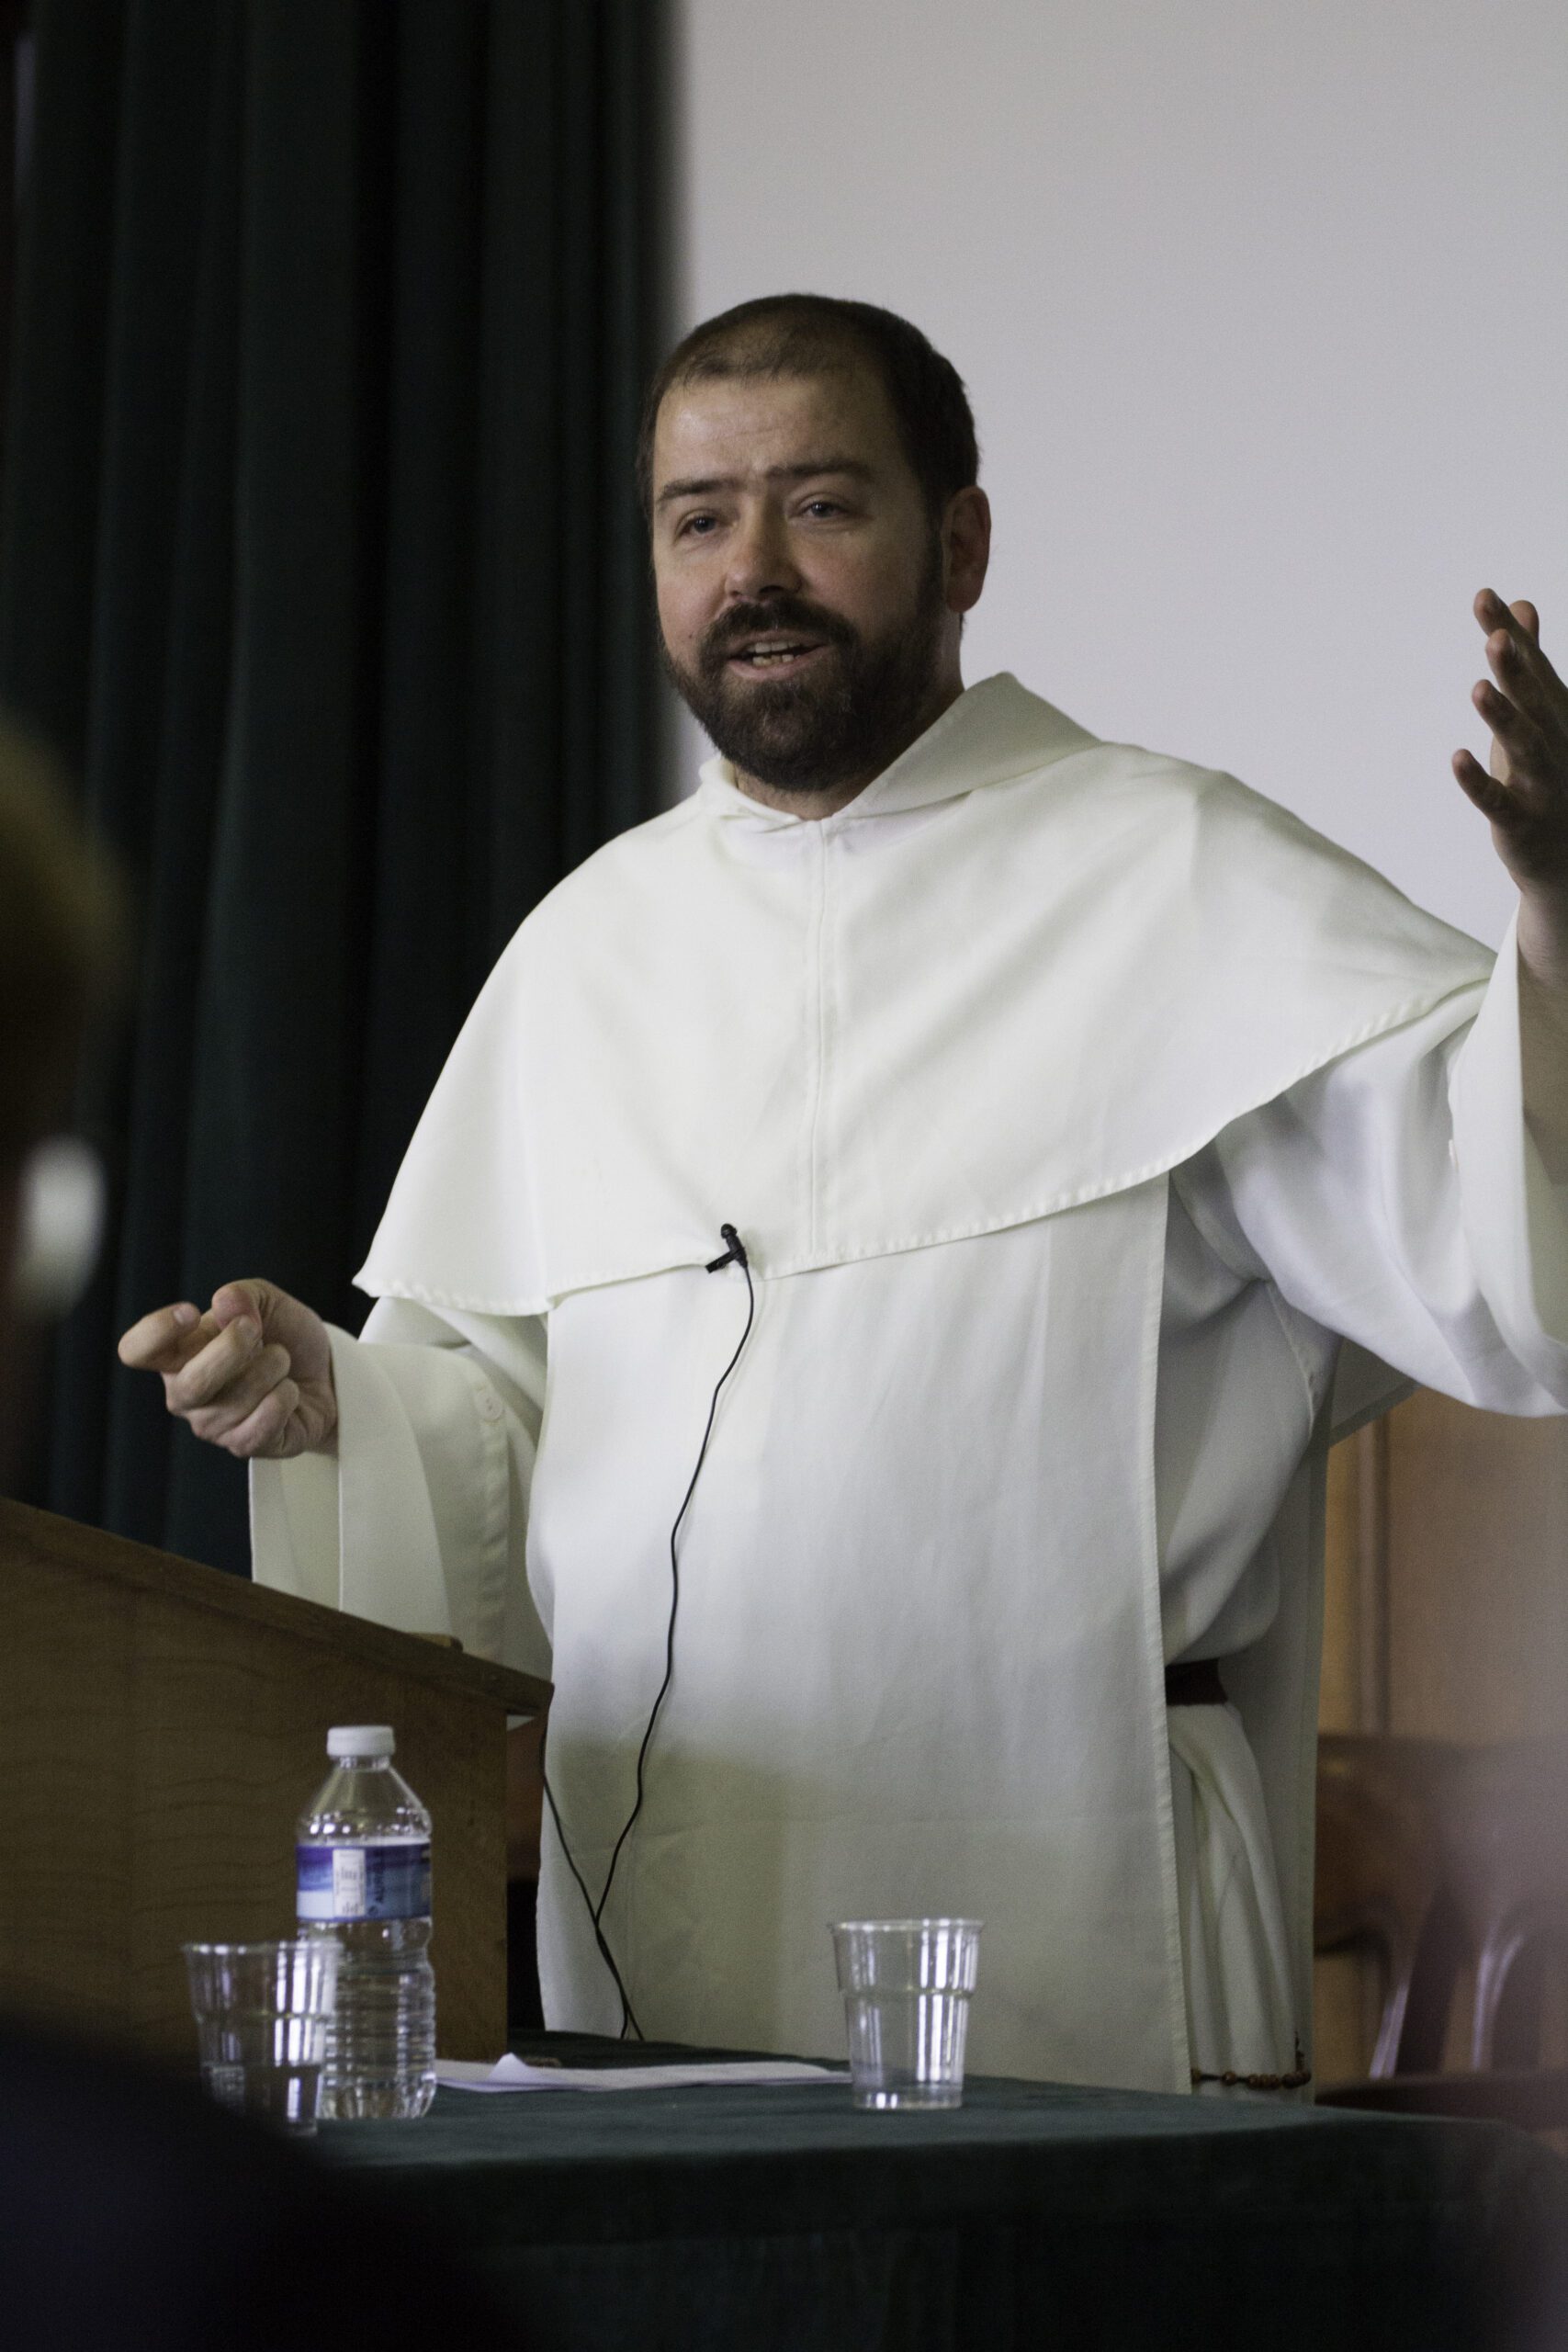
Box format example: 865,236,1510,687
0,1499,549,2065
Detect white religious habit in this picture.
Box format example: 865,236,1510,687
252,674,1568,2097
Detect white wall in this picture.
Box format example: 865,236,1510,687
667,0,1568,944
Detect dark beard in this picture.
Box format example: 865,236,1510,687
659,537,950,795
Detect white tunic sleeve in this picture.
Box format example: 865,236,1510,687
1161,925,1568,2083
1178,922,1568,1416
249,1296,550,1680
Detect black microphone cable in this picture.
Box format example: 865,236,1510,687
541,1225,756,2039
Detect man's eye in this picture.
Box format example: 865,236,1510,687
677,513,717,538
802,500,842,519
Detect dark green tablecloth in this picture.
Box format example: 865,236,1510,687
318,2034,1568,2350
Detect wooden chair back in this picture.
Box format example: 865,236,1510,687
1315,1733,1568,2104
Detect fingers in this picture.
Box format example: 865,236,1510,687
1477,586,1539,639
168,1320,310,1457
209,1376,303,1460
1466,589,1567,809
117,1300,205,1373
210,1278,272,1331
1452,745,1518,824
1472,673,1541,775
1476,589,1561,707
164,1314,268,1415
118,1280,273,1373
118,1277,333,1459
1483,631,1553,725
1475,589,1540,674
184,1342,294,1442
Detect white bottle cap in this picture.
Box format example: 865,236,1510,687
327,1724,396,1758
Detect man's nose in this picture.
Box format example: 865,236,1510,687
723,507,802,601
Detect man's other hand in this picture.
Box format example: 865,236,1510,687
1453,589,1568,990
117,1280,337,1460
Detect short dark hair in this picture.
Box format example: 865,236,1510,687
637,294,980,526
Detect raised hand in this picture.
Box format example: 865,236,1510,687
1452,589,1568,986
118,1278,337,1460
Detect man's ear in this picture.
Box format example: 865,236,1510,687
943,486,991,616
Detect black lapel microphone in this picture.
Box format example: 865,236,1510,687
543,1224,757,2038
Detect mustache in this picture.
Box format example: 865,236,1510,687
700,598,857,673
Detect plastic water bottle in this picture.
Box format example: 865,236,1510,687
296,1725,436,2120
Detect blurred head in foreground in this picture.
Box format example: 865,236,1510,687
0,718,124,1483
0,732,524,2340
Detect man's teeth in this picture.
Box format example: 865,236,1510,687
739,642,814,665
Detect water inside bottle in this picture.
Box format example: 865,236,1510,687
315,1914,436,2121
298,1737,437,2123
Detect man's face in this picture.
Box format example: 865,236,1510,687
650,366,954,797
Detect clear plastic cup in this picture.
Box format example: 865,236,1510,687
183,1939,340,2134
829,1917,983,2109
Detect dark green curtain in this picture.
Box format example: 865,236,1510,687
0,0,668,1573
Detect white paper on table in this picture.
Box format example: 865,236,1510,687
435,2053,840,2094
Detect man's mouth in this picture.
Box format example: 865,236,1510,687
725,635,829,673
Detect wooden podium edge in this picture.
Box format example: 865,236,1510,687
0,1498,550,1720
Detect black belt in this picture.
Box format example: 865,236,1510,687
1164,1657,1228,1707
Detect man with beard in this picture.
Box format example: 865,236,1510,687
119,295,1568,2096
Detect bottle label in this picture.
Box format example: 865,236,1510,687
296,1840,432,1922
